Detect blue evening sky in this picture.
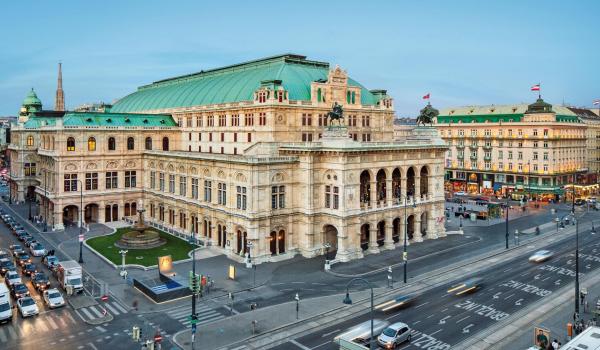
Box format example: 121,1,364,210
1,0,599,116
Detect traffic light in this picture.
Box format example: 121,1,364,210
132,326,140,341
190,273,201,294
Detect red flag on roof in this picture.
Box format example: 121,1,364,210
531,84,540,91
422,93,430,100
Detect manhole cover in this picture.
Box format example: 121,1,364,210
136,256,144,260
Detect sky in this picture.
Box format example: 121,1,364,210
1,0,599,116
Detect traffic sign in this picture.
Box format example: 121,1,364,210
78,234,84,242
101,295,109,302
154,334,162,343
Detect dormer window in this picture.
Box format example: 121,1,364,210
143,119,148,124
106,118,112,123
257,91,267,103
125,118,131,123
317,88,323,102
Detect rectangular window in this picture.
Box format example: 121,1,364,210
325,185,331,208
499,162,504,169
105,171,118,189
150,171,156,189
245,113,254,126
508,151,513,159
518,152,523,160
186,116,192,127
204,180,212,202
236,186,247,210
196,115,203,127
333,186,339,209
247,133,252,142
85,172,98,190
543,129,548,136
271,186,285,209
207,115,214,127
533,152,538,160
24,163,36,176
125,171,136,188
219,115,226,127
498,151,503,159
533,141,538,148
218,183,227,205
159,173,165,191
191,178,199,199
533,129,538,136
169,175,175,193
64,174,77,192
543,152,549,160
259,112,266,126
179,176,187,196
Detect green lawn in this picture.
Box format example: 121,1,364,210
86,227,198,267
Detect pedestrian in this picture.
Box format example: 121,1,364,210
552,339,559,350
132,300,138,311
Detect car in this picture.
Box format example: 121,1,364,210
0,284,12,324
529,250,553,263
0,250,10,261
447,278,483,296
16,297,39,318
5,270,21,287
12,247,25,258
17,232,32,242
29,243,46,257
0,214,11,222
42,255,59,270
9,244,22,252
42,289,65,309
24,237,38,248
334,319,390,346
575,199,585,206
375,293,418,312
455,191,467,196
0,258,16,276
10,223,24,233
21,263,37,277
32,272,50,291
10,283,30,299
16,253,31,266
14,229,27,238
377,322,412,348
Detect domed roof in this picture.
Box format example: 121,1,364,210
22,88,42,107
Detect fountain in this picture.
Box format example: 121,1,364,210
116,199,166,249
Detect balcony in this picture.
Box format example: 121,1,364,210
456,144,465,149
484,155,491,161
457,154,464,159
482,144,492,150
470,155,478,160
469,144,478,149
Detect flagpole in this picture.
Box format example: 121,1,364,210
538,82,541,99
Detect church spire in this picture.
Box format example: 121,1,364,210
55,62,65,111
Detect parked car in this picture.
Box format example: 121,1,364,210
24,237,37,248
17,232,32,242
42,289,65,309
575,199,586,206
32,272,50,291
16,297,39,318
29,243,46,257
10,283,30,299
9,244,22,252
5,270,22,287
21,263,37,277
0,250,10,261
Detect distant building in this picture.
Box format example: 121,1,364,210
435,98,588,200
393,118,417,140
73,103,113,113
568,106,600,182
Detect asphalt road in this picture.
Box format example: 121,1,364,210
270,219,600,350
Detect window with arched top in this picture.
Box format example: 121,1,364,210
317,88,322,102
162,137,169,151
67,137,75,151
26,135,34,146
88,137,96,151
108,137,116,151
127,137,135,150
145,137,152,150
346,91,351,104
351,91,356,104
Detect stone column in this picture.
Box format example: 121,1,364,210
414,176,421,202
427,208,438,239
53,207,64,231
413,216,423,242
369,180,376,207
400,178,407,202
384,218,395,250
368,226,379,253
385,179,393,206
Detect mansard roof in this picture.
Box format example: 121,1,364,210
22,111,176,129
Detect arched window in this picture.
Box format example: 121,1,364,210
108,137,116,151
346,91,351,104
26,135,34,146
67,137,75,151
88,137,96,151
145,137,152,150
351,91,356,104
317,88,322,102
162,137,169,151
127,137,135,150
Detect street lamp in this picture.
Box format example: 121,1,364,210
343,278,375,349
43,170,48,232
247,241,256,288
324,242,331,261
294,293,300,319
403,195,416,284
119,250,128,277
77,179,84,264
505,200,510,249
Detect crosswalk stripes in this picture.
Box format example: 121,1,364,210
166,304,226,328
0,308,83,343
75,301,129,322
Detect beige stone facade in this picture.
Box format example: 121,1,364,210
8,55,447,263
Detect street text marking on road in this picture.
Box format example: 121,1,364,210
454,300,510,321
462,324,474,333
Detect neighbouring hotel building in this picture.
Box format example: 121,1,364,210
8,54,448,263
436,98,589,200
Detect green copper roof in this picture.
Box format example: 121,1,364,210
437,103,580,124
23,112,176,129
111,54,378,112
22,88,42,107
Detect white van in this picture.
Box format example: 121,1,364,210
0,284,12,323
333,319,390,345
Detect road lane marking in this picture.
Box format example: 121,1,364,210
80,308,93,320
312,340,333,349
415,302,430,309
462,324,474,333
441,308,448,312
87,343,98,350
321,329,341,337
542,277,550,281
503,268,513,273
414,320,421,325
427,314,434,318
430,329,442,336
90,307,103,318
103,303,120,315
504,293,515,300
515,298,523,306
36,318,49,332
290,339,314,350
493,292,501,299
456,316,470,323
112,302,128,313
96,326,106,332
